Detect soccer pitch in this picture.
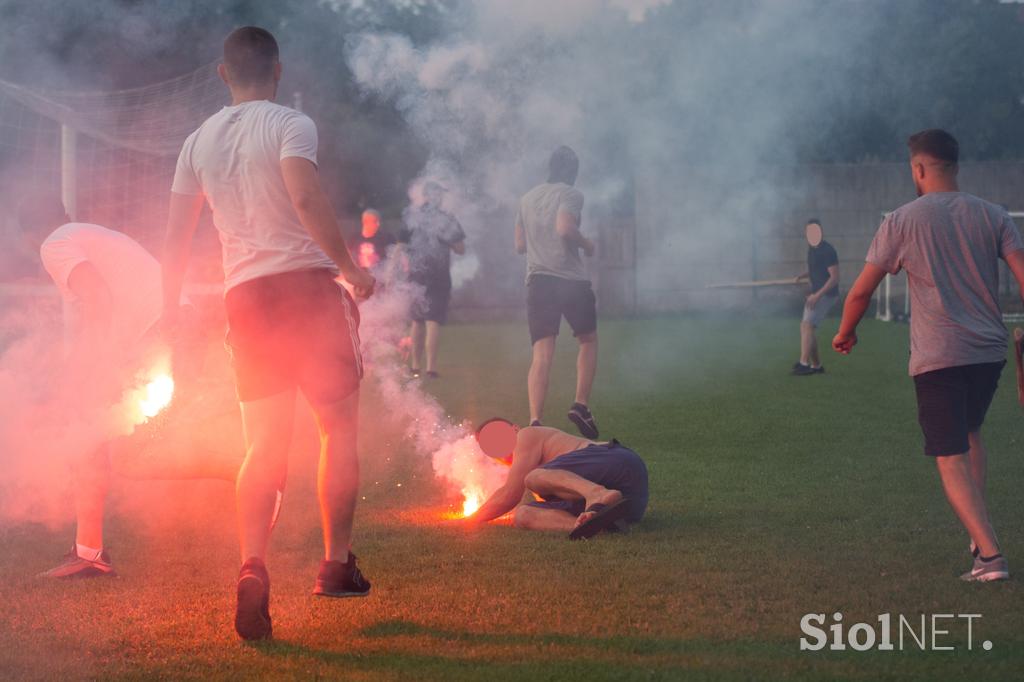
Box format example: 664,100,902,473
0,317,1021,680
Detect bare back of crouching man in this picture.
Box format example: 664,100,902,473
465,426,648,539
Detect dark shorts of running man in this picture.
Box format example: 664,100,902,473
526,274,597,345
913,360,1004,457
224,268,363,405
526,440,648,523
410,275,452,324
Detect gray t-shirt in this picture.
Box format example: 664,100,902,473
517,182,587,283
867,191,1024,376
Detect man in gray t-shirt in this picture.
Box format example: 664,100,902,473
514,146,600,439
834,129,1024,583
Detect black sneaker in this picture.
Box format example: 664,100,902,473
812,365,825,374
409,367,421,378
313,552,371,598
426,370,439,379
529,419,542,427
567,403,599,439
38,546,116,579
791,364,815,376
235,557,272,641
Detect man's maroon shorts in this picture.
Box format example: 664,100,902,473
224,269,362,405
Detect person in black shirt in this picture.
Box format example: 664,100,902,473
793,219,840,375
402,182,466,378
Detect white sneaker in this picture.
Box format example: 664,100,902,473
960,554,1009,582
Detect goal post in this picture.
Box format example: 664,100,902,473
0,63,224,255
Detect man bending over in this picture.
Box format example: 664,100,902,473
465,422,648,539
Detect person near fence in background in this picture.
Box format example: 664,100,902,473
792,219,840,375
161,26,376,640
834,128,1024,582
347,208,396,271
401,181,465,379
515,146,600,437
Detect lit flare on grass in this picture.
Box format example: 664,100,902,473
138,373,174,419
116,356,176,430
461,487,483,517
431,435,507,520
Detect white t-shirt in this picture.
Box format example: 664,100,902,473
40,223,163,348
171,99,337,292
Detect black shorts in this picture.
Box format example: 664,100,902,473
913,361,1004,456
411,277,452,324
224,269,362,405
526,274,597,344
527,441,648,523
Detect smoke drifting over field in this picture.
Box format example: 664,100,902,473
342,1,891,302
1,0,1018,530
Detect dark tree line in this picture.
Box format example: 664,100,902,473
2,0,1024,220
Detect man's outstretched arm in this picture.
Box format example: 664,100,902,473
555,210,594,256
833,263,886,354
463,429,544,525
465,479,527,525
281,156,374,297
1005,250,1024,301
162,192,205,326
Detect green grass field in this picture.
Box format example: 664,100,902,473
1,316,1022,680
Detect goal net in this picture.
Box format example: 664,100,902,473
0,63,226,285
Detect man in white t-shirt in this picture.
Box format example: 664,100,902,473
17,198,240,579
162,26,375,641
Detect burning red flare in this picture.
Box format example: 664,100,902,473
138,374,174,419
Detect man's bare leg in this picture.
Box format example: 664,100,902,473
799,321,814,366
237,390,295,562
524,468,622,526
935,453,999,557
425,320,441,373
808,326,820,367
310,390,360,562
528,336,556,423
967,431,987,498
574,331,597,406
74,445,111,550
410,321,425,372
513,504,577,532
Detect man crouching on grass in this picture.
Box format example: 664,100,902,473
834,128,1024,582
463,421,648,539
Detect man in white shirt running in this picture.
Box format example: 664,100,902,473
162,26,375,641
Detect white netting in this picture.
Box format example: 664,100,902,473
0,63,226,270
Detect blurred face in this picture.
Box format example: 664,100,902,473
425,187,443,206
805,222,823,247
476,418,518,465
361,212,380,238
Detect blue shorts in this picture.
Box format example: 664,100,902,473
526,440,649,523
801,293,838,327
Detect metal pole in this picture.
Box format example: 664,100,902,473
884,273,892,321
903,275,910,318
60,124,77,220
